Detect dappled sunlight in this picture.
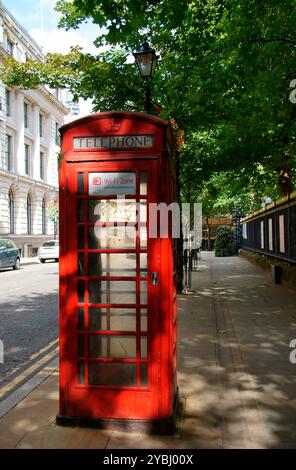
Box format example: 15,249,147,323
177,252,296,448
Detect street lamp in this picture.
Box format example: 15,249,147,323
133,38,158,113
232,206,245,251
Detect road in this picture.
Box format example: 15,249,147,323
0,262,58,393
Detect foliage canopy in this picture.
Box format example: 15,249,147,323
2,0,296,214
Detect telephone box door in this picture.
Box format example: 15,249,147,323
62,160,160,420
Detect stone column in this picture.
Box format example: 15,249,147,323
32,104,40,180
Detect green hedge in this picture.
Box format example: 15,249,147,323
214,225,236,257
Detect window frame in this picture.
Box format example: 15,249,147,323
40,151,44,180
27,195,32,235
5,134,12,171
6,38,13,55
24,102,29,128
5,89,11,117
42,198,47,235
55,122,60,145
9,189,15,234
39,113,43,137
24,143,30,175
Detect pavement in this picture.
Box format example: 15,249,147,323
0,251,296,449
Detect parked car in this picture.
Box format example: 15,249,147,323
39,240,59,263
0,239,20,270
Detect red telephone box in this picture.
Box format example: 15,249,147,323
57,112,178,432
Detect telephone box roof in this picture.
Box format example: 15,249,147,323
59,111,169,135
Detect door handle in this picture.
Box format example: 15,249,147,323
151,272,158,285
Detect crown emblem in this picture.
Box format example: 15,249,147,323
104,119,122,132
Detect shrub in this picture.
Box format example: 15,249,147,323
214,225,237,257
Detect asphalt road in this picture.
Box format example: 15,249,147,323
0,262,58,389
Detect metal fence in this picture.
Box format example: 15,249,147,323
240,192,296,264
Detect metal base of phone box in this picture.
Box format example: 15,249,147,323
56,392,180,436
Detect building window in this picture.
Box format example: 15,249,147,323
24,102,29,128
39,113,43,137
27,195,32,235
5,135,12,171
6,38,13,55
6,89,11,116
24,144,30,175
42,198,47,235
40,152,44,180
55,123,60,145
9,189,15,234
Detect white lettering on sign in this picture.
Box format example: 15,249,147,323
89,172,136,196
74,135,153,150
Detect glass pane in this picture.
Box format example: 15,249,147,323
88,335,136,358
88,363,136,387
78,280,85,303
140,363,148,387
88,226,136,249
78,308,85,330
140,253,147,276
78,253,84,276
88,253,136,276
77,173,84,194
77,226,84,249
88,280,136,304
141,309,147,331
77,362,85,385
139,200,147,222
140,226,147,248
140,281,147,305
77,200,85,222
89,199,137,223
78,335,84,357
89,308,136,331
140,172,147,195
141,336,147,359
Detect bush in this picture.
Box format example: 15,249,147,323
214,225,237,257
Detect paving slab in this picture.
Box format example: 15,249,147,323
0,252,296,448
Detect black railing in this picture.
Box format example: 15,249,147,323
183,248,200,291
240,192,296,264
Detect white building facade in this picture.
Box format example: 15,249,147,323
0,2,68,257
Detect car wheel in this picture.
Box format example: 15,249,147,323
40,259,46,263
13,258,20,270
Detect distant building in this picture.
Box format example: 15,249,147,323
63,90,80,120
0,1,68,257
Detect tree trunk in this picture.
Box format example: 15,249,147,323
277,158,293,197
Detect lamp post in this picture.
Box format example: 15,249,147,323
133,38,158,113
232,206,245,250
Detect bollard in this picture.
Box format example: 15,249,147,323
271,264,282,284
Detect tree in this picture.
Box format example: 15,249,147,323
1,0,296,210
47,201,59,239
214,225,236,257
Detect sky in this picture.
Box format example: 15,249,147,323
3,0,100,54
2,0,103,115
